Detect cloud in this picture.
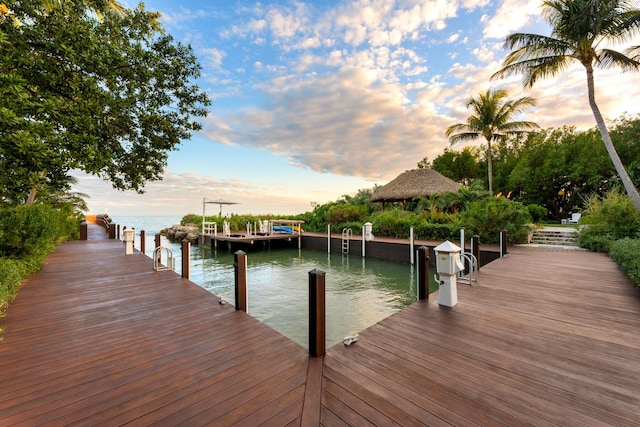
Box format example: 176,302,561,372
201,47,226,69
71,170,332,216
203,66,453,182
483,0,544,40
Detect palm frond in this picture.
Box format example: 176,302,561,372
493,54,572,87
625,44,640,61
597,48,640,70
447,131,482,146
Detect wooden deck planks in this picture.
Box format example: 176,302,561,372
2,224,640,426
0,225,309,426
321,246,640,426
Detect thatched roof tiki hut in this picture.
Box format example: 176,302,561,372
371,168,461,210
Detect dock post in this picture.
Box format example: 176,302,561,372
108,224,116,239
500,230,508,257
309,269,326,357
79,221,88,240
327,224,331,254
181,240,190,279
234,250,248,313
362,225,366,258
155,234,161,266
140,230,146,255
472,235,480,269
417,246,429,300
410,226,415,265
117,224,121,240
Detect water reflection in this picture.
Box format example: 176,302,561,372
187,246,419,348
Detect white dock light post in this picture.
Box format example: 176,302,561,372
124,228,135,255
434,241,465,307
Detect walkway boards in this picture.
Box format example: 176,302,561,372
321,246,640,425
0,232,309,426
2,231,640,425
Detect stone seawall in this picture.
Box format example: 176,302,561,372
161,223,199,243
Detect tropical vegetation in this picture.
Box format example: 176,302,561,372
492,0,640,212
0,0,211,204
446,89,538,195
0,204,79,331
0,0,210,327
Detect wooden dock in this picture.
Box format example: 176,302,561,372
1,224,639,425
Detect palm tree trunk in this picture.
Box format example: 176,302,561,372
486,137,493,195
585,64,640,212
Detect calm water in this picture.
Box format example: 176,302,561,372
112,216,420,348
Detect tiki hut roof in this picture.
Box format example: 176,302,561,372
371,169,461,202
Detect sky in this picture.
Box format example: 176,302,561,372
73,0,640,217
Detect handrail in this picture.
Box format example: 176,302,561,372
458,252,478,284
154,247,175,271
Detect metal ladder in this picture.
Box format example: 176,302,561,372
342,228,352,254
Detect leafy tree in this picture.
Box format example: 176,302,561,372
417,157,431,169
445,89,538,195
493,0,640,212
0,0,211,204
431,147,482,185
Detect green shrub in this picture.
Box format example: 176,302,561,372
325,204,367,224
609,238,640,288
0,258,24,318
526,204,548,223
578,226,616,252
460,198,532,243
369,210,417,238
0,204,79,322
578,190,640,252
413,223,459,241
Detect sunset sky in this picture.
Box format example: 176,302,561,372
74,0,640,216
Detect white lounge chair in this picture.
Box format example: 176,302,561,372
568,213,581,224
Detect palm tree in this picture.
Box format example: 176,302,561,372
492,0,640,211
445,89,538,195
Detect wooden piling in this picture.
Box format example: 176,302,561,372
79,221,88,240
181,240,190,279
234,250,248,312
309,268,326,357
417,246,429,300
140,230,146,255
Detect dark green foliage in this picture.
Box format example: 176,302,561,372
0,0,210,203
609,239,640,288
0,204,77,259
431,147,482,185
325,204,368,224
0,258,25,318
459,197,532,243
526,204,548,222
413,223,459,241
369,211,417,238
